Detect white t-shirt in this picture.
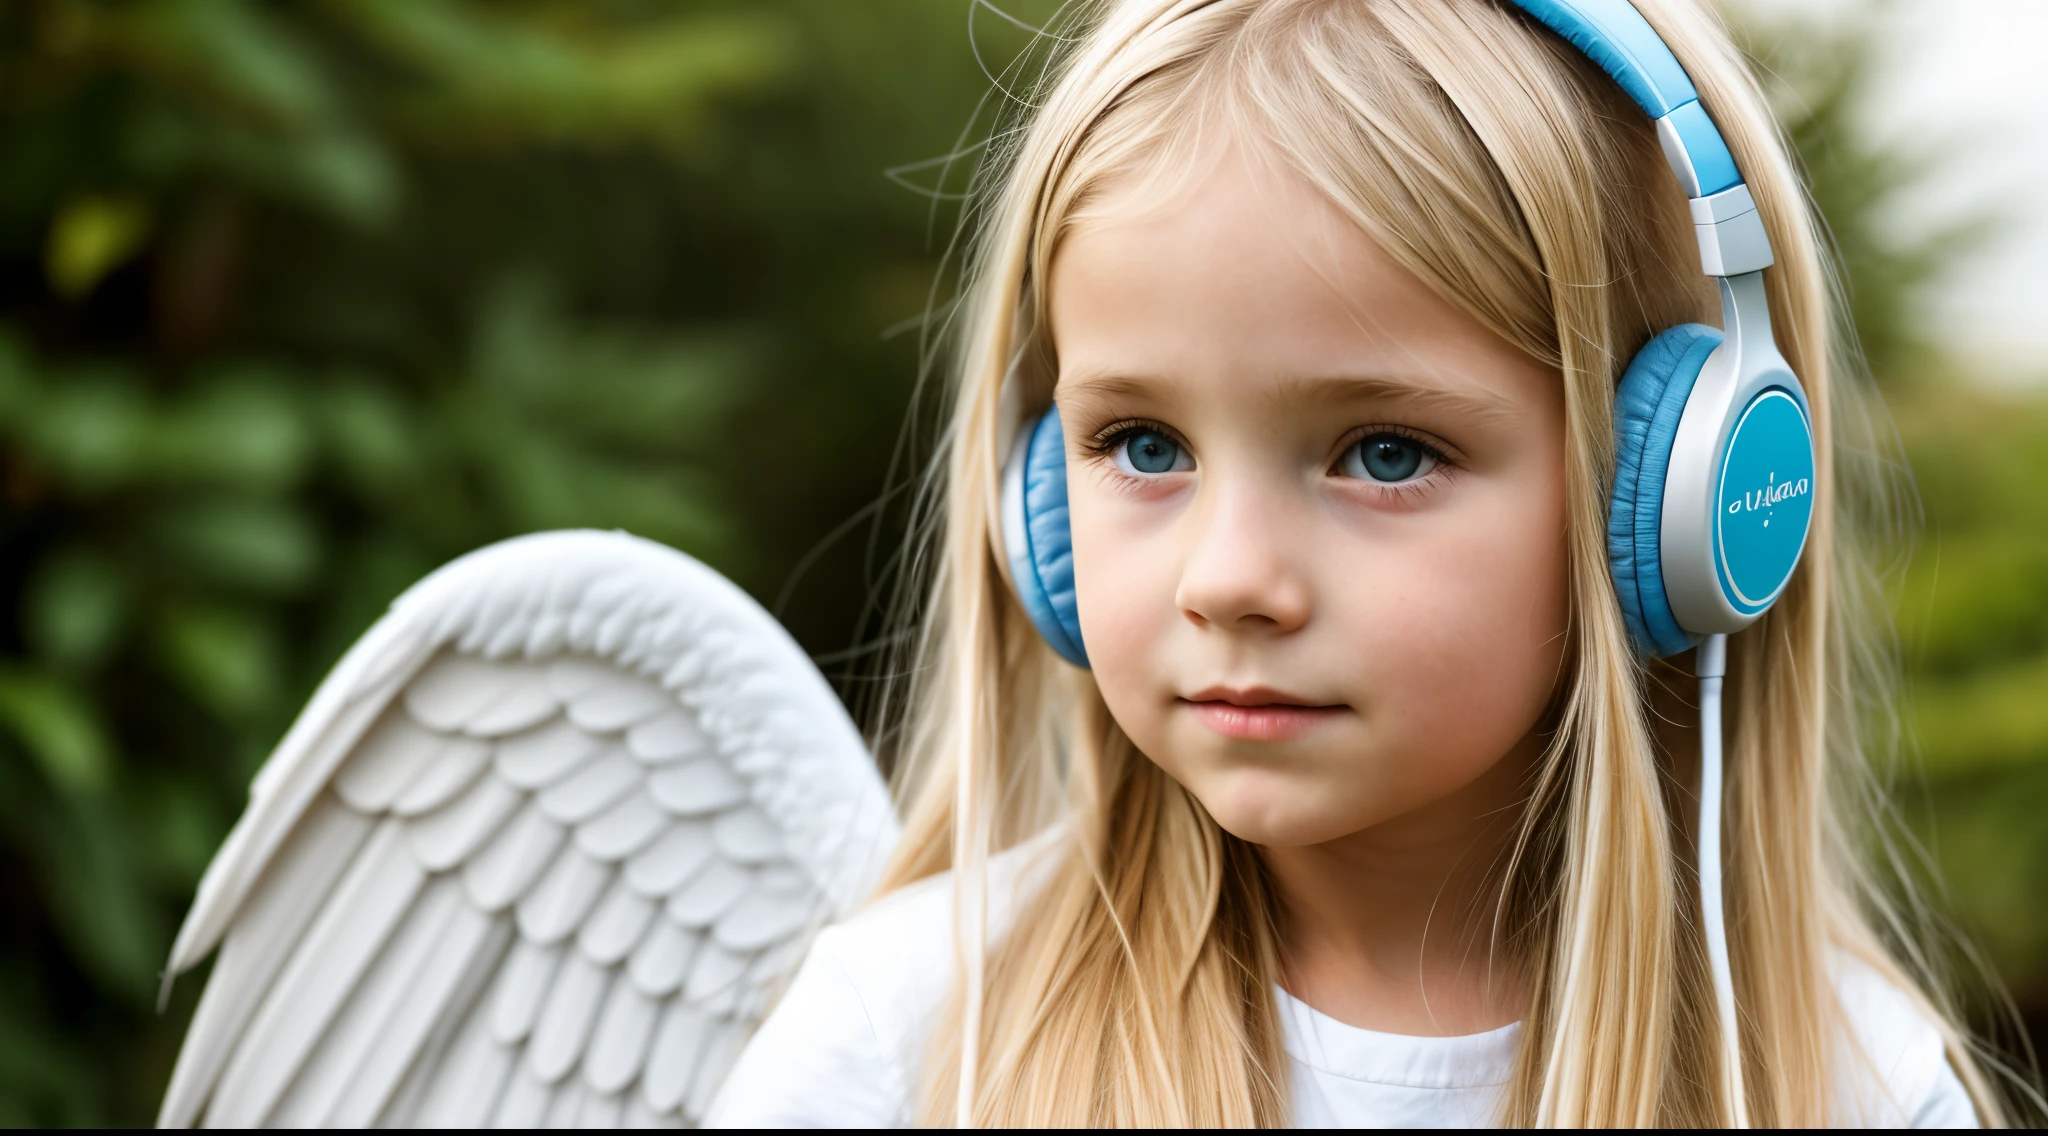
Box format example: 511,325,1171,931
707,835,1978,1128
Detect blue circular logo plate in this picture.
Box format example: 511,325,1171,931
1714,389,1814,613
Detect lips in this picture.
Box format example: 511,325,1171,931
1179,687,1346,742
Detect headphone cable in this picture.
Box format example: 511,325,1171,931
1696,633,1749,1126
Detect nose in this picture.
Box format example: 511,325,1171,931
1175,483,1312,635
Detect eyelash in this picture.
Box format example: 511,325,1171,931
1083,419,1460,500
1088,419,1178,453
1084,419,1184,461
1082,420,1191,490
1332,425,1459,503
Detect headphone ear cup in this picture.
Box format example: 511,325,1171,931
1000,405,1089,667
1609,324,1726,657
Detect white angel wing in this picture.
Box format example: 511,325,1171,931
156,530,899,1128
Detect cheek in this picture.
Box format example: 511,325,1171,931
1066,478,1179,711
1336,483,1570,777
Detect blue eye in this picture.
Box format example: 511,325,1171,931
1114,429,1191,476
1342,432,1437,483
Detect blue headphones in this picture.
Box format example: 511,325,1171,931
999,0,1816,667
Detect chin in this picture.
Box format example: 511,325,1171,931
1179,762,1356,848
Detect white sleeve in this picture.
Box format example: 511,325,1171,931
705,838,1059,1128
1831,955,1981,1129
703,929,912,1128
1909,1056,1980,1129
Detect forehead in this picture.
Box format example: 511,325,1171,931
1047,141,1545,413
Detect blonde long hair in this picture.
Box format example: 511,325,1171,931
872,0,2011,1125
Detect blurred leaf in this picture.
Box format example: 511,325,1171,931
1910,651,2048,780
24,548,129,670
1887,373,2048,1012
21,371,150,492
44,193,153,299
1921,766,2048,981
124,100,400,225
327,0,795,145
0,332,29,424
476,431,726,555
0,980,96,1125
107,0,343,127
151,497,319,592
310,535,433,683
153,602,280,719
150,369,312,488
129,776,226,889
469,274,750,450
24,794,166,1003
1895,530,2048,674
0,669,113,795
73,0,402,223
317,376,421,494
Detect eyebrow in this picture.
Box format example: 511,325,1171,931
1293,374,1519,425
1059,370,1520,425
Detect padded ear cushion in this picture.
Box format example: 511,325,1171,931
1609,323,1725,657
1002,405,1089,667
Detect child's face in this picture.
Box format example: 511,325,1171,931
1049,145,1570,848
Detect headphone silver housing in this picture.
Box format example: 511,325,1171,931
1660,270,1812,633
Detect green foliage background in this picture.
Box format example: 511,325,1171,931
0,0,2040,1124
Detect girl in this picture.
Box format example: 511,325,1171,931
712,0,2012,1125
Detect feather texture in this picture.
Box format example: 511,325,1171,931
405,656,518,733
496,717,606,790
267,875,469,1126
464,803,568,912
647,760,745,816
412,991,515,1126
408,773,523,871
492,939,564,1046
665,859,749,926
461,669,562,738
491,1063,553,1127
627,920,699,998
537,751,642,825
716,888,814,952
582,1089,627,1127
205,820,428,1126
528,950,611,1083
623,823,714,896
517,847,613,945
158,531,897,1127
576,793,668,862
640,1000,710,1113
625,709,713,765
579,879,658,966
334,713,445,814
584,978,661,1094
685,1019,748,1121
157,799,374,1128
390,735,492,817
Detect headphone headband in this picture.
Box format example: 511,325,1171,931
1502,0,1771,277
